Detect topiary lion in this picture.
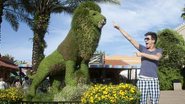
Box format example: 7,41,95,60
28,1,106,97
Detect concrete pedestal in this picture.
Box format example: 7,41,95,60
173,82,182,90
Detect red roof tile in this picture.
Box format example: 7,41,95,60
0,59,18,70
105,59,128,66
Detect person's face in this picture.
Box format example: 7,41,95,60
144,35,155,49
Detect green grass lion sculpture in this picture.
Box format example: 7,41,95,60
28,1,106,97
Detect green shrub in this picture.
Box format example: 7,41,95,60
81,83,140,104
54,84,90,101
0,87,24,102
30,93,53,101
158,66,183,90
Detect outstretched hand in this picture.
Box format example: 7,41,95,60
112,21,120,30
136,52,142,57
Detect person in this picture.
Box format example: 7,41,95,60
0,78,7,89
22,77,30,92
113,22,162,104
15,79,21,88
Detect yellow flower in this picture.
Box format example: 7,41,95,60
81,83,140,104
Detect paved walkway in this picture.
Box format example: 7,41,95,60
159,90,185,104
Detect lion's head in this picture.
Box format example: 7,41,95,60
71,1,106,60
58,1,106,61
72,1,106,31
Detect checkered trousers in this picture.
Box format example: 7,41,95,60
137,78,160,104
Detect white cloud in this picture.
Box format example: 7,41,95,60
96,0,185,55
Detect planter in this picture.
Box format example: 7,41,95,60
173,79,182,90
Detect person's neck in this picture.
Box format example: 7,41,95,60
148,45,156,51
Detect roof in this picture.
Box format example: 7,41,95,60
175,23,185,40
105,59,128,66
105,55,141,65
0,57,18,70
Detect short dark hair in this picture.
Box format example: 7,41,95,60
144,32,157,44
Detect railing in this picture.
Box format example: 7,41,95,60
89,67,140,85
124,68,140,85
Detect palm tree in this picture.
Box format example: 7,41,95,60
0,0,19,31
19,0,64,71
0,0,31,45
20,0,119,71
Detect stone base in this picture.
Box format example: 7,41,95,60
173,83,182,90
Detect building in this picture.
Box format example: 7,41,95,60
0,56,19,83
105,55,141,68
175,23,185,40
89,54,141,84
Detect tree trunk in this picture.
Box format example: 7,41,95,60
0,0,3,24
32,15,49,71
32,33,45,71
0,1,3,45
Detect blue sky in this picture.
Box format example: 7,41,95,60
1,0,185,63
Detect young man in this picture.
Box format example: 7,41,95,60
113,22,162,104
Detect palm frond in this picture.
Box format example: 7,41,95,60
19,0,35,14
181,8,185,20
17,12,33,28
94,0,120,4
4,10,19,31
5,0,19,10
181,7,185,20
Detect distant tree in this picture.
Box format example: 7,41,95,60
157,29,185,69
1,54,16,64
181,6,185,20
19,0,119,71
156,29,185,90
14,60,27,65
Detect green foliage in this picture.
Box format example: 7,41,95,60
0,87,24,102
181,68,185,89
54,84,90,101
181,7,185,20
21,0,65,71
58,1,106,60
75,63,90,84
1,0,32,33
0,54,16,64
156,29,185,90
158,67,183,90
29,93,53,101
157,29,185,69
81,83,140,104
74,1,101,13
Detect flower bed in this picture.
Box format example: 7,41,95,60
0,87,24,102
81,83,140,104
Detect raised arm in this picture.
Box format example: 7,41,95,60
136,52,162,61
113,22,139,50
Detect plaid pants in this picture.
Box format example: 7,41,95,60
137,78,160,104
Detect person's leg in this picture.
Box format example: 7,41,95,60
137,79,149,104
148,79,160,104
